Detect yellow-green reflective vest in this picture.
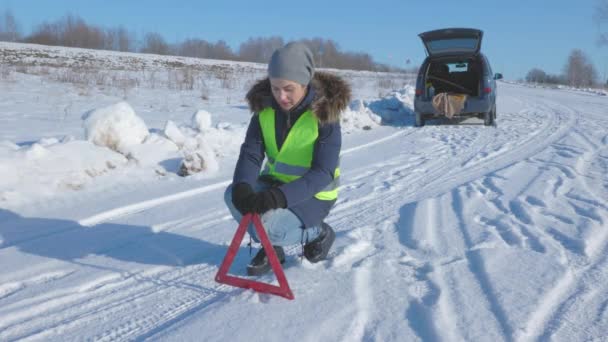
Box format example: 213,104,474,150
259,107,339,201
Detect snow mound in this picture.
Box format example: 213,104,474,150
163,120,187,148
0,140,128,205
179,133,219,176
192,109,212,131
366,86,415,125
82,101,149,154
342,86,415,130
341,99,382,132
124,133,181,170
160,119,220,176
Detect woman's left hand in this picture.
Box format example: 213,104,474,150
252,188,287,214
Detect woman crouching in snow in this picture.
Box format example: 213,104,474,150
224,42,351,275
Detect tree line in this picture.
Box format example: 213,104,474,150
0,10,400,72
525,49,605,88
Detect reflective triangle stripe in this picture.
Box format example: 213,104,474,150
321,177,339,191
274,161,309,176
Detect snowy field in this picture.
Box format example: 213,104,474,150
1,42,608,341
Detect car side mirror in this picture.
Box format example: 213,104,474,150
494,73,503,80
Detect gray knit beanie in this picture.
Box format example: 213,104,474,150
268,42,315,85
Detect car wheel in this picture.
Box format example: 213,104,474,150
415,112,425,127
484,108,494,126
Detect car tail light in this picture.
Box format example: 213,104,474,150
483,87,492,93
415,88,423,96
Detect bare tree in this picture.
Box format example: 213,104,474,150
341,52,375,71
0,9,21,42
117,27,134,52
176,38,237,61
322,40,340,68
25,14,106,49
299,37,324,66
105,26,134,52
526,68,548,83
238,36,284,63
564,49,598,87
178,38,212,58
61,14,105,49
26,22,61,45
140,32,170,55
209,40,237,60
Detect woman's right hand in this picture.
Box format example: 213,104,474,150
231,183,256,215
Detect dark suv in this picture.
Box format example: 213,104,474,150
413,28,502,126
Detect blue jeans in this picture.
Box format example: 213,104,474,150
224,182,321,247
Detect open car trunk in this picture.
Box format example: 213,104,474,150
419,28,483,57
426,57,481,97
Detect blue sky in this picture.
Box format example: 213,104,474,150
2,0,607,80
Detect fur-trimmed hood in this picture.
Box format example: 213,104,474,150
245,72,351,124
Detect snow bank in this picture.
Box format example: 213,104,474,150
123,133,181,170
163,120,186,148
164,120,219,176
162,111,223,176
179,136,219,176
0,140,128,205
342,86,415,131
0,122,221,207
192,109,213,131
341,99,382,132
82,101,149,154
368,87,415,125
0,105,226,207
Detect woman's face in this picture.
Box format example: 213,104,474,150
270,78,307,111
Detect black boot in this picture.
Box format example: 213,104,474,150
246,246,286,276
304,222,335,263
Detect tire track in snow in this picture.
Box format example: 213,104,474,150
0,263,232,341
1,206,244,340
451,187,513,340
525,243,608,341
332,125,494,230
417,99,574,203
344,262,373,341
335,92,573,238
403,198,445,342
0,270,74,301
517,103,608,341
427,92,608,342
412,188,519,341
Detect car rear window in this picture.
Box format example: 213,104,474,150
426,38,478,55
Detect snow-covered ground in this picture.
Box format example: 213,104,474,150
1,43,608,341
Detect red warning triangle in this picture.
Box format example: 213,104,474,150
215,213,294,300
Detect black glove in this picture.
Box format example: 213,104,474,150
231,182,256,215
252,188,287,214
258,174,284,187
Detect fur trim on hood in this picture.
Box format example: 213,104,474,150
245,71,351,124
